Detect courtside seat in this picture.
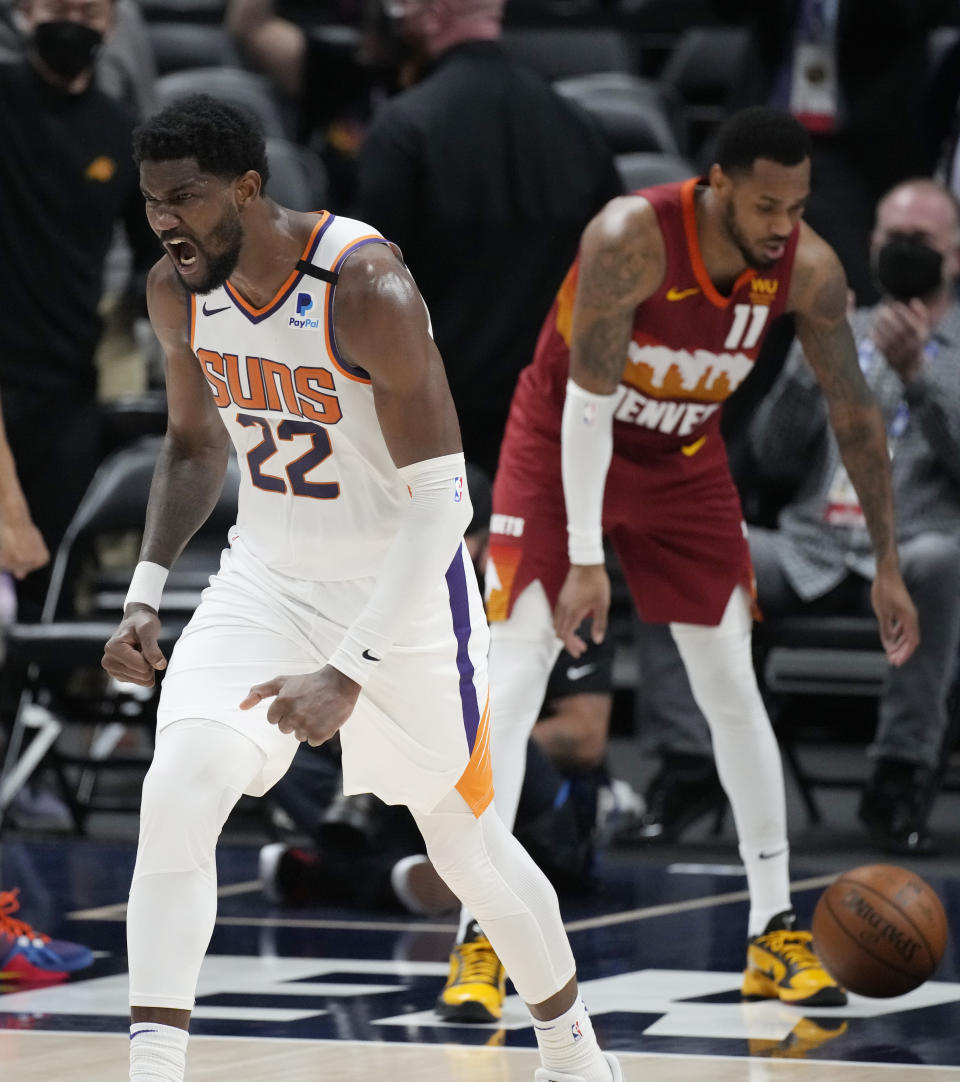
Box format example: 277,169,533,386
0,438,239,834
153,68,290,139
502,26,637,81
615,151,697,191
752,615,887,823
265,138,329,213
147,21,241,76
658,26,751,159
755,615,886,698
138,0,227,23
554,72,683,155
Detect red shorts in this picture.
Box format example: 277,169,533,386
487,426,752,627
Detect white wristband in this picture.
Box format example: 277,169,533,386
561,378,618,565
124,561,169,613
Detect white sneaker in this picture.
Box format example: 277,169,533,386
389,854,459,916
596,778,645,840
534,1052,623,1082
258,842,289,905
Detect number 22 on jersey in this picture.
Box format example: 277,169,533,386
237,413,340,499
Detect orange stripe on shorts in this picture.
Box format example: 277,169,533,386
455,693,493,818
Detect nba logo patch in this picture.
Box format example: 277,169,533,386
571,1020,583,1041
453,476,464,503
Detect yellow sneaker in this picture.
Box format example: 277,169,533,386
742,911,847,1007
435,922,506,1023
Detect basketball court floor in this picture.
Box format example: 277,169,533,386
3,833,960,1081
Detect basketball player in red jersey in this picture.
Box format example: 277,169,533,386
436,106,919,1021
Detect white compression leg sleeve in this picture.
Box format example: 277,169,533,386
455,581,560,941
128,719,266,1010
670,588,791,935
488,581,563,831
413,788,576,1006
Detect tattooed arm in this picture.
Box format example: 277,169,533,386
568,196,666,392
790,225,919,665
555,197,665,654
102,259,232,687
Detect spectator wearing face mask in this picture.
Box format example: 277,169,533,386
633,178,960,856
0,0,156,619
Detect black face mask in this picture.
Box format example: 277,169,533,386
32,21,103,83
875,236,944,301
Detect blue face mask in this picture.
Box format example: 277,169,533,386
33,20,103,82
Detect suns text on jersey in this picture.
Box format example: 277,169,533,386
197,350,342,423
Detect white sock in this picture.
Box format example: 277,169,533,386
129,1022,188,1082
742,842,791,937
456,905,474,945
533,995,611,1082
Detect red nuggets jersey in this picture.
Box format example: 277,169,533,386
489,177,800,626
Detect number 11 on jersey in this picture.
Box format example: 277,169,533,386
724,303,770,351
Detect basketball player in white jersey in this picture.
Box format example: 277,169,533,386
101,95,621,1082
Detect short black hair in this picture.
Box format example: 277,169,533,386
714,107,811,176
133,94,270,188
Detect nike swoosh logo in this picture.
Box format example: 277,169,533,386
666,287,700,301
566,664,596,681
361,648,381,662
758,845,789,860
202,303,230,316
681,436,707,457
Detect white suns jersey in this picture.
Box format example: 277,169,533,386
189,213,409,581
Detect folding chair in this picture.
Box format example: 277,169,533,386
265,138,330,213
0,436,239,834
153,67,290,138
502,26,637,81
554,72,684,154
753,615,888,824
615,151,696,191
755,614,960,826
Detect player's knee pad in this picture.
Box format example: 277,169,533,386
134,719,264,878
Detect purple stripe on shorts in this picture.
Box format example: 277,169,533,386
445,545,480,751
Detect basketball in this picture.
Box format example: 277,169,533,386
812,864,948,997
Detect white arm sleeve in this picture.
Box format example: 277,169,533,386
561,378,619,566
327,452,472,686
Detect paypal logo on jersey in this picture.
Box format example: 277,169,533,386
290,292,320,330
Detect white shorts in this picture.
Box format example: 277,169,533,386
156,536,492,814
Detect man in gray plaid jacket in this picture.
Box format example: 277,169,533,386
630,178,960,855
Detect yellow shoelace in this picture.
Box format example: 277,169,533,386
759,930,819,970
456,940,502,984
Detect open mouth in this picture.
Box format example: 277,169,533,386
165,238,199,269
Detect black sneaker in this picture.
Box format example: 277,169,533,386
859,758,937,855
259,843,323,906
611,754,725,844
